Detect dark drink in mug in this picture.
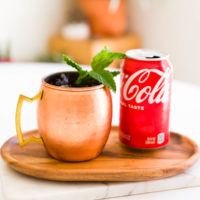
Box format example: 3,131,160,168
119,49,173,149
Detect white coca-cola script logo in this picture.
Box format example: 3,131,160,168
122,68,171,104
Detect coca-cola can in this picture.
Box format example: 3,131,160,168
119,49,173,149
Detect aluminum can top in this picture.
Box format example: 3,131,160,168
125,49,169,61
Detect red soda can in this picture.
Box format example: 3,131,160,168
119,49,173,149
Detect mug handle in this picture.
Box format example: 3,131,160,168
15,90,44,147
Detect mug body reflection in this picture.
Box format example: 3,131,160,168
16,72,112,162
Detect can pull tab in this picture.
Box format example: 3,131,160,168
145,55,161,59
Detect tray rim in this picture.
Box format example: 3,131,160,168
1,126,199,182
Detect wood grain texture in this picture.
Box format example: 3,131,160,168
1,126,199,182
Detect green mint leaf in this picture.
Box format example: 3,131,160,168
91,48,125,71
63,55,83,73
63,55,89,85
89,70,116,92
111,71,120,77
76,71,89,84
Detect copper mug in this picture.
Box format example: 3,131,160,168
16,72,112,161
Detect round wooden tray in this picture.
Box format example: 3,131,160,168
1,126,199,181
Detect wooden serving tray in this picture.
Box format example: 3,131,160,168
1,126,199,182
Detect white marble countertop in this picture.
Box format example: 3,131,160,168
0,63,200,200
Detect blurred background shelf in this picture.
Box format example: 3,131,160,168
48,34,141,68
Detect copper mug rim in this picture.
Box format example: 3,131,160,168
42,71,104,92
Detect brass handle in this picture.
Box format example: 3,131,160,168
15,91,44,147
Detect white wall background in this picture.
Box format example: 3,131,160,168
0,0,68,61
128,0,200,85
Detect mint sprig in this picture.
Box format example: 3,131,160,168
89,70,117,92
91,47,125,71
63,47,125,92
63,55,89,84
